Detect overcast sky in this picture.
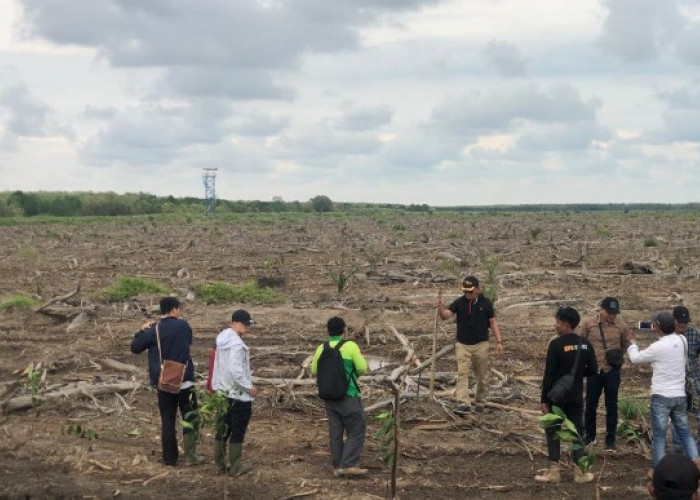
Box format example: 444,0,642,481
0,0,699,206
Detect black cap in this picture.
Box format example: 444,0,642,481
601,296,620,315
462,276,480,292
655,312,676,334
674,306,691,323
653,453,699,499
232,309,255,326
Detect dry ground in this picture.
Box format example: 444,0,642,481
2,210,699,498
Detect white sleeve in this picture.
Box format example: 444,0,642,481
627,341,659,364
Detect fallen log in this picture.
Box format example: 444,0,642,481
2,381,141,413
97,358,141,374
35,283,81,313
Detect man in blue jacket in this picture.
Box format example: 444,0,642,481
131,297,204,467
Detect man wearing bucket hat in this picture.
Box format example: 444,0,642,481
437,275,504,415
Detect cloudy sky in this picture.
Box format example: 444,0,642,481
0,0,699,206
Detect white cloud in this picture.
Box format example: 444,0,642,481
482,40,529,78
0,0,698,205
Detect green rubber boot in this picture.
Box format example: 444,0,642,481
183,432,206,466
228,442,253,476
214,439,227,473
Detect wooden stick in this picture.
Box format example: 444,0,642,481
430,289,442,399
390,382,400,500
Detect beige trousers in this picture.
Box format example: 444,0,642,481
454,341,489,405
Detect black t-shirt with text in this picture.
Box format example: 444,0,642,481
540,332,598,404
448,294,495,345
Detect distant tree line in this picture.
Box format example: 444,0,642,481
0,190,697,218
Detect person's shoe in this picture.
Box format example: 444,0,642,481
534,463,561,483
574,468,595,483
227,442,253,476
454,404,473,415
604,442,617,453
183,432,206,466
584,437,597,447
214,439,227,473
336,466,369,476
473,404,485,413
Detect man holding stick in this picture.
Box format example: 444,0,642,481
436,276,504,414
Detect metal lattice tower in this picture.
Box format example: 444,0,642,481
202,168,218,215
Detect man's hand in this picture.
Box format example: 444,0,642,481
541,403,550,415
494,341,504,355
250,385,258,398
140,320,155,331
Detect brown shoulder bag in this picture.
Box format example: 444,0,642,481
156,324,187,394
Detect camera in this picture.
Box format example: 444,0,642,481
638,321,653,330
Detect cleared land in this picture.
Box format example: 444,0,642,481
1,210,698,498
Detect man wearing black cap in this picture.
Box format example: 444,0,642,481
648,453,700,500
674,306,700,447
579,296,632,451
211,309,257,475
628,312,698,472
675,306,700,416
437,275,504,415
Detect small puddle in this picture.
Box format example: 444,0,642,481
364,355,393,372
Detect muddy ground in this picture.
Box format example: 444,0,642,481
2,210,699,499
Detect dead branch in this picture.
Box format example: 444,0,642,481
490,367,507,381
35,283,81,313
502,299,582,311
483,401,539,418
387,324,422,368
2,381,141,413
410,344,455,374
282,490,319,500
142,470,169,486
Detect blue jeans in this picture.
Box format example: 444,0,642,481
651,394,698,468
671,407,700,453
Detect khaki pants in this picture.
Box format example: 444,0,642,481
454,341,489,405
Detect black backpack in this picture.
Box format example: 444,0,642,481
316,340,353,400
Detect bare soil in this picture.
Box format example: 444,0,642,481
2,210,699,499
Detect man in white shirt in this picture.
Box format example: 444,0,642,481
628,311,698,471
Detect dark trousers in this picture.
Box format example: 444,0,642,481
546,400,585,462
216,399,252,444
324,396,366,468
157,386,199,466
584,368,621,445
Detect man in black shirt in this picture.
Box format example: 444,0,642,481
437,276,503,414
536,306,598,484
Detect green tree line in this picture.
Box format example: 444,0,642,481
0,190,697,218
